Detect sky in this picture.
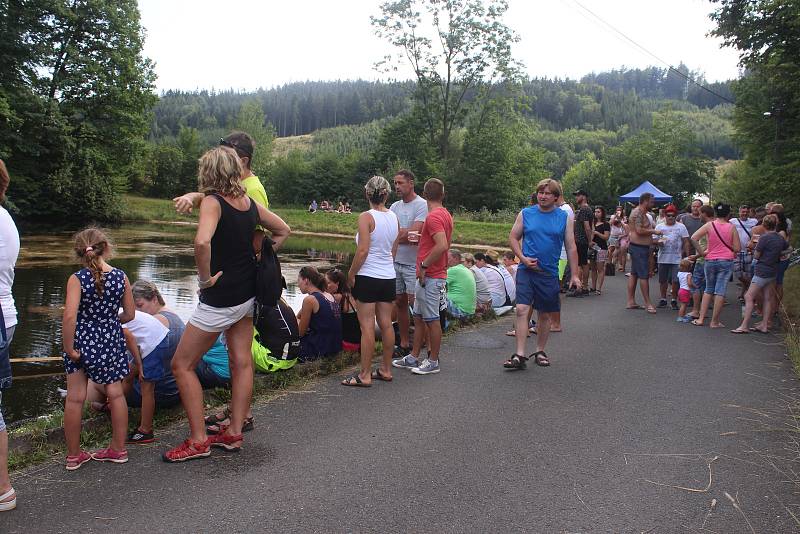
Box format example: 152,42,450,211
137,0,742,93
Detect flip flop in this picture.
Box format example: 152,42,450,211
341,375,371,387
730,329,749,334
505,330,530,337
625,304,643,310
691,319,704,326
748,327,769,334
646,306,657,314
370,369,393,382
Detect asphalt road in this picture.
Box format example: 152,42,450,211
2,272,799,533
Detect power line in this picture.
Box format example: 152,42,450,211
565,0,736,105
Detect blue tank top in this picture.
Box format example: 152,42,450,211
520,205,567,277
299,292,342,361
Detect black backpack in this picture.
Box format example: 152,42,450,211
255,298,300,358
255,237,283,308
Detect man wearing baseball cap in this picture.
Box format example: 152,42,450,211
654,204,690,309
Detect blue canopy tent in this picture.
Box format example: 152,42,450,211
618,181,672,204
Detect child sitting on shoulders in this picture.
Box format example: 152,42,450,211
676,258,695,322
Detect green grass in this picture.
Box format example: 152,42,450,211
121,196,514,248
782,267,800,376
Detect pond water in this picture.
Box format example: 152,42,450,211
5,222,355,426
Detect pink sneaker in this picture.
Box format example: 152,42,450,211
65,451,92,471
91,447,128,464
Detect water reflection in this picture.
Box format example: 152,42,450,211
5,223,354,425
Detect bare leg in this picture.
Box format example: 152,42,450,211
596,261,606,292
589,262,598,290
171,324,219,443
734,284,759,331
709,295,726,328
758,283,776,332
659,279,668,299
515,304,530,356
224,317,255,438
696,293,712,325
536,312,552,353
639,278,654,309
0,430,11,501
138,380,156,433
426,318,443,361
356,301,376,384
104,381,128,452
376,301,395,377
411,314,425,359
627,275,639,307
395,293,412,348
618,246,627,271
671,281,679,302
64,370,88,457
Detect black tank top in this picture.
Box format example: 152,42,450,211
199,194,258,308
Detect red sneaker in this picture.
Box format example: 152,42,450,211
162,438,211,463
209,432,243,452
65,450,92,471
91,447,128,464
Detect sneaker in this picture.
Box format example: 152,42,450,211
392,345,411,359
126,429,155,444
162,438,211,463
671,299,678,310
91,447,128,464
209,432,243,452
657,299,668,308
566,289,582,298
411,358,440,375
65,450,92,471
392,354,419,369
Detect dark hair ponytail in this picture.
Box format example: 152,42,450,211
299,266,326,291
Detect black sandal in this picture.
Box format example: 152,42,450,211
503,354,528,370
370,369,393,382
341,375,371,387
207,416,254,435
204,407,231,426
533,351,550,367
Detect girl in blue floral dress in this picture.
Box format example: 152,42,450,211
61,228,135,470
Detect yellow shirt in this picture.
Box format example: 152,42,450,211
242,175,269,209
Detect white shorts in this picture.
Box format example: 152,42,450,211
189,297,254,333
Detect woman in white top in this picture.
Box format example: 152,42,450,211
0,160,18,511
343,176,399,387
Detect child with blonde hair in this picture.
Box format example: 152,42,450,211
62,228,135,470
676,258,695,322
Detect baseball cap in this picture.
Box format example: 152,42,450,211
665,204,678,215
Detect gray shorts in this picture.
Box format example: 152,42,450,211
189,298,254,333
751,275,776,288
413,278,446,322
394,262,417,296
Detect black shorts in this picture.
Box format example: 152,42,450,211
576,243,589,266
353,275,396,303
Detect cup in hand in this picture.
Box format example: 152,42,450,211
408,231,420,243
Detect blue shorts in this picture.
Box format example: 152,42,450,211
141,337,171,382
515,268,560,313
704,259,734,296
195,359,230,389
629,243,650,279
413,278,446,322
692,262,706,294
0,326,17,433
127,384,181,408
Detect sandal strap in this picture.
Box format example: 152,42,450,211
0,488,14,501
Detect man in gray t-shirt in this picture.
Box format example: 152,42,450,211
678,199,704,255
389,170,428,355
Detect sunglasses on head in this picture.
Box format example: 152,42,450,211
219,138,253,158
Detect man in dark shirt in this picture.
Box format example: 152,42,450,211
569,189,593,296
678,199,704,256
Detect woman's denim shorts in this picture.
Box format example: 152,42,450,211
704,259,734,296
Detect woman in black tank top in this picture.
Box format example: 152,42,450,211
164,146,290,463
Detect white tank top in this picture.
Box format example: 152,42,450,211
356,209,399,279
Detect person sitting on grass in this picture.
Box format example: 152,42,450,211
445,249,476,320
463,253,492,313
297,266,342,362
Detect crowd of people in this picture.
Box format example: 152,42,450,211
308,199,352,213
0,127,795,513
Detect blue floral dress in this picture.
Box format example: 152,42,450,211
63,268,129,384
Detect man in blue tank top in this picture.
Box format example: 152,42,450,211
504,179,581,369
